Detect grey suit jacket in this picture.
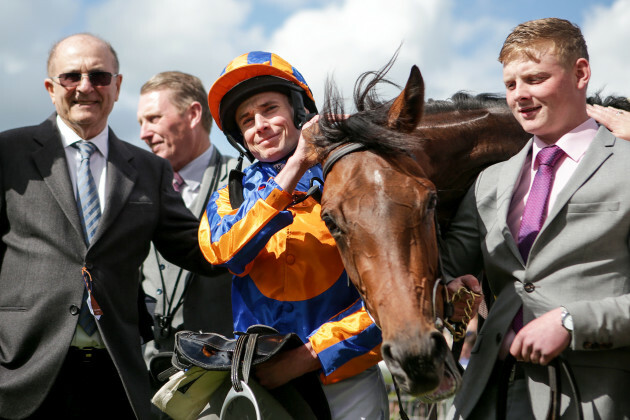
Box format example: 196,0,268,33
443,127,630,419
142,147,238,361
0,115,213,419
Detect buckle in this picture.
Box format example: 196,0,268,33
69,346,106,362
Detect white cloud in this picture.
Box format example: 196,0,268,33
0,1,79,132
583,0,630,97
83,0,268,151
1,0,629,157
267,0,457,110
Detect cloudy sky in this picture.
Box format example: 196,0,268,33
1,0,629,155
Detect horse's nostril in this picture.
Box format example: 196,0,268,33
381,342,394,361
430,331,448,357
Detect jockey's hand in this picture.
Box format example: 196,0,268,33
294,114,320,170
510,307,571,366
253,342,322,389
447,275,482,322
274,115,320,194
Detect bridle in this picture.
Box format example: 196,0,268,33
321,141,476,418
322,142,583,419
322,141,460,334
322,142,367,179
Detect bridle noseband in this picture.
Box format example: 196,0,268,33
322,142,367,180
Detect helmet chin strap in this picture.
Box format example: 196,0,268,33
290,89,308,129
226,132,255,164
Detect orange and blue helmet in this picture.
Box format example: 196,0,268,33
208,51,317,159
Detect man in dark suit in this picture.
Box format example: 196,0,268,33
136,71,238,387
0,33,212,419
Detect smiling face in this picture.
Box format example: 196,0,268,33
45,34,121,140
235,91,301,162
503,45,590,144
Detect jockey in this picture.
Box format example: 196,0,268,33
199,51,388,419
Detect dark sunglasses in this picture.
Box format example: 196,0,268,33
51,71,119,88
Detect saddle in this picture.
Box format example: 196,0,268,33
153,325,330,420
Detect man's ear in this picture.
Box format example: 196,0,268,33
187,101,203,129
44,79,56,104
574,58,590,90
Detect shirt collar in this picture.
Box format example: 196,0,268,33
531,118,598,168
57,114,109,158
178,144,214,191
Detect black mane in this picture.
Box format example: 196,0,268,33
587,92,630,110
424,92,509,115
315,54,515,158
315,56,630,159
314,54,419,158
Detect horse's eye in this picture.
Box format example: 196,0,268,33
322,213,342,236
427,193,438,210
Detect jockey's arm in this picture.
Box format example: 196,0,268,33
253,342,321,389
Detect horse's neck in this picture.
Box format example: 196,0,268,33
414,110,530,230
416,110,528,188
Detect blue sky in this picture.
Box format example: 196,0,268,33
1,0,628,155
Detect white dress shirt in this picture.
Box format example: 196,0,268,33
177,144,214,208
57,115,108,348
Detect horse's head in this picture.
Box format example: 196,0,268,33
311,63,460,396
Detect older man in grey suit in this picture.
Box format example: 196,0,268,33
0,34,214,419
444,18,630,419
136,71,238,387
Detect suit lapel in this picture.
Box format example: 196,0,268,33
93,131,137,243
188,148,219,218
496,139,533,264
31,117,85,242
543,127,615,229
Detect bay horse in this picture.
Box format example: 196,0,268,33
309,60,531,398
310,57,630,400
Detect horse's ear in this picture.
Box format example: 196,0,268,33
387,65,425,133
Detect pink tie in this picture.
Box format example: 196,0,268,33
517,145,565,262
513,145,564,332
172,172,185,193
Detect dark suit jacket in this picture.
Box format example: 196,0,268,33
0,115,212,419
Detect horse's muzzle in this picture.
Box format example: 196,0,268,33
381,329,460,397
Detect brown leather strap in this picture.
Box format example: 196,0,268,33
546,357,583,420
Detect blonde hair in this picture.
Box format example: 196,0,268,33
141,71,213,133
498,18,589,68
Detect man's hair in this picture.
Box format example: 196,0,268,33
141,71,213,133
498,18,589,68
47,33,120,75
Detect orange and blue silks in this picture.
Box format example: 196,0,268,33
199,160,382,384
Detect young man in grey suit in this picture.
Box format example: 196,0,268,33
136,71,238,387
0,34,215,419
444,18,630,419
